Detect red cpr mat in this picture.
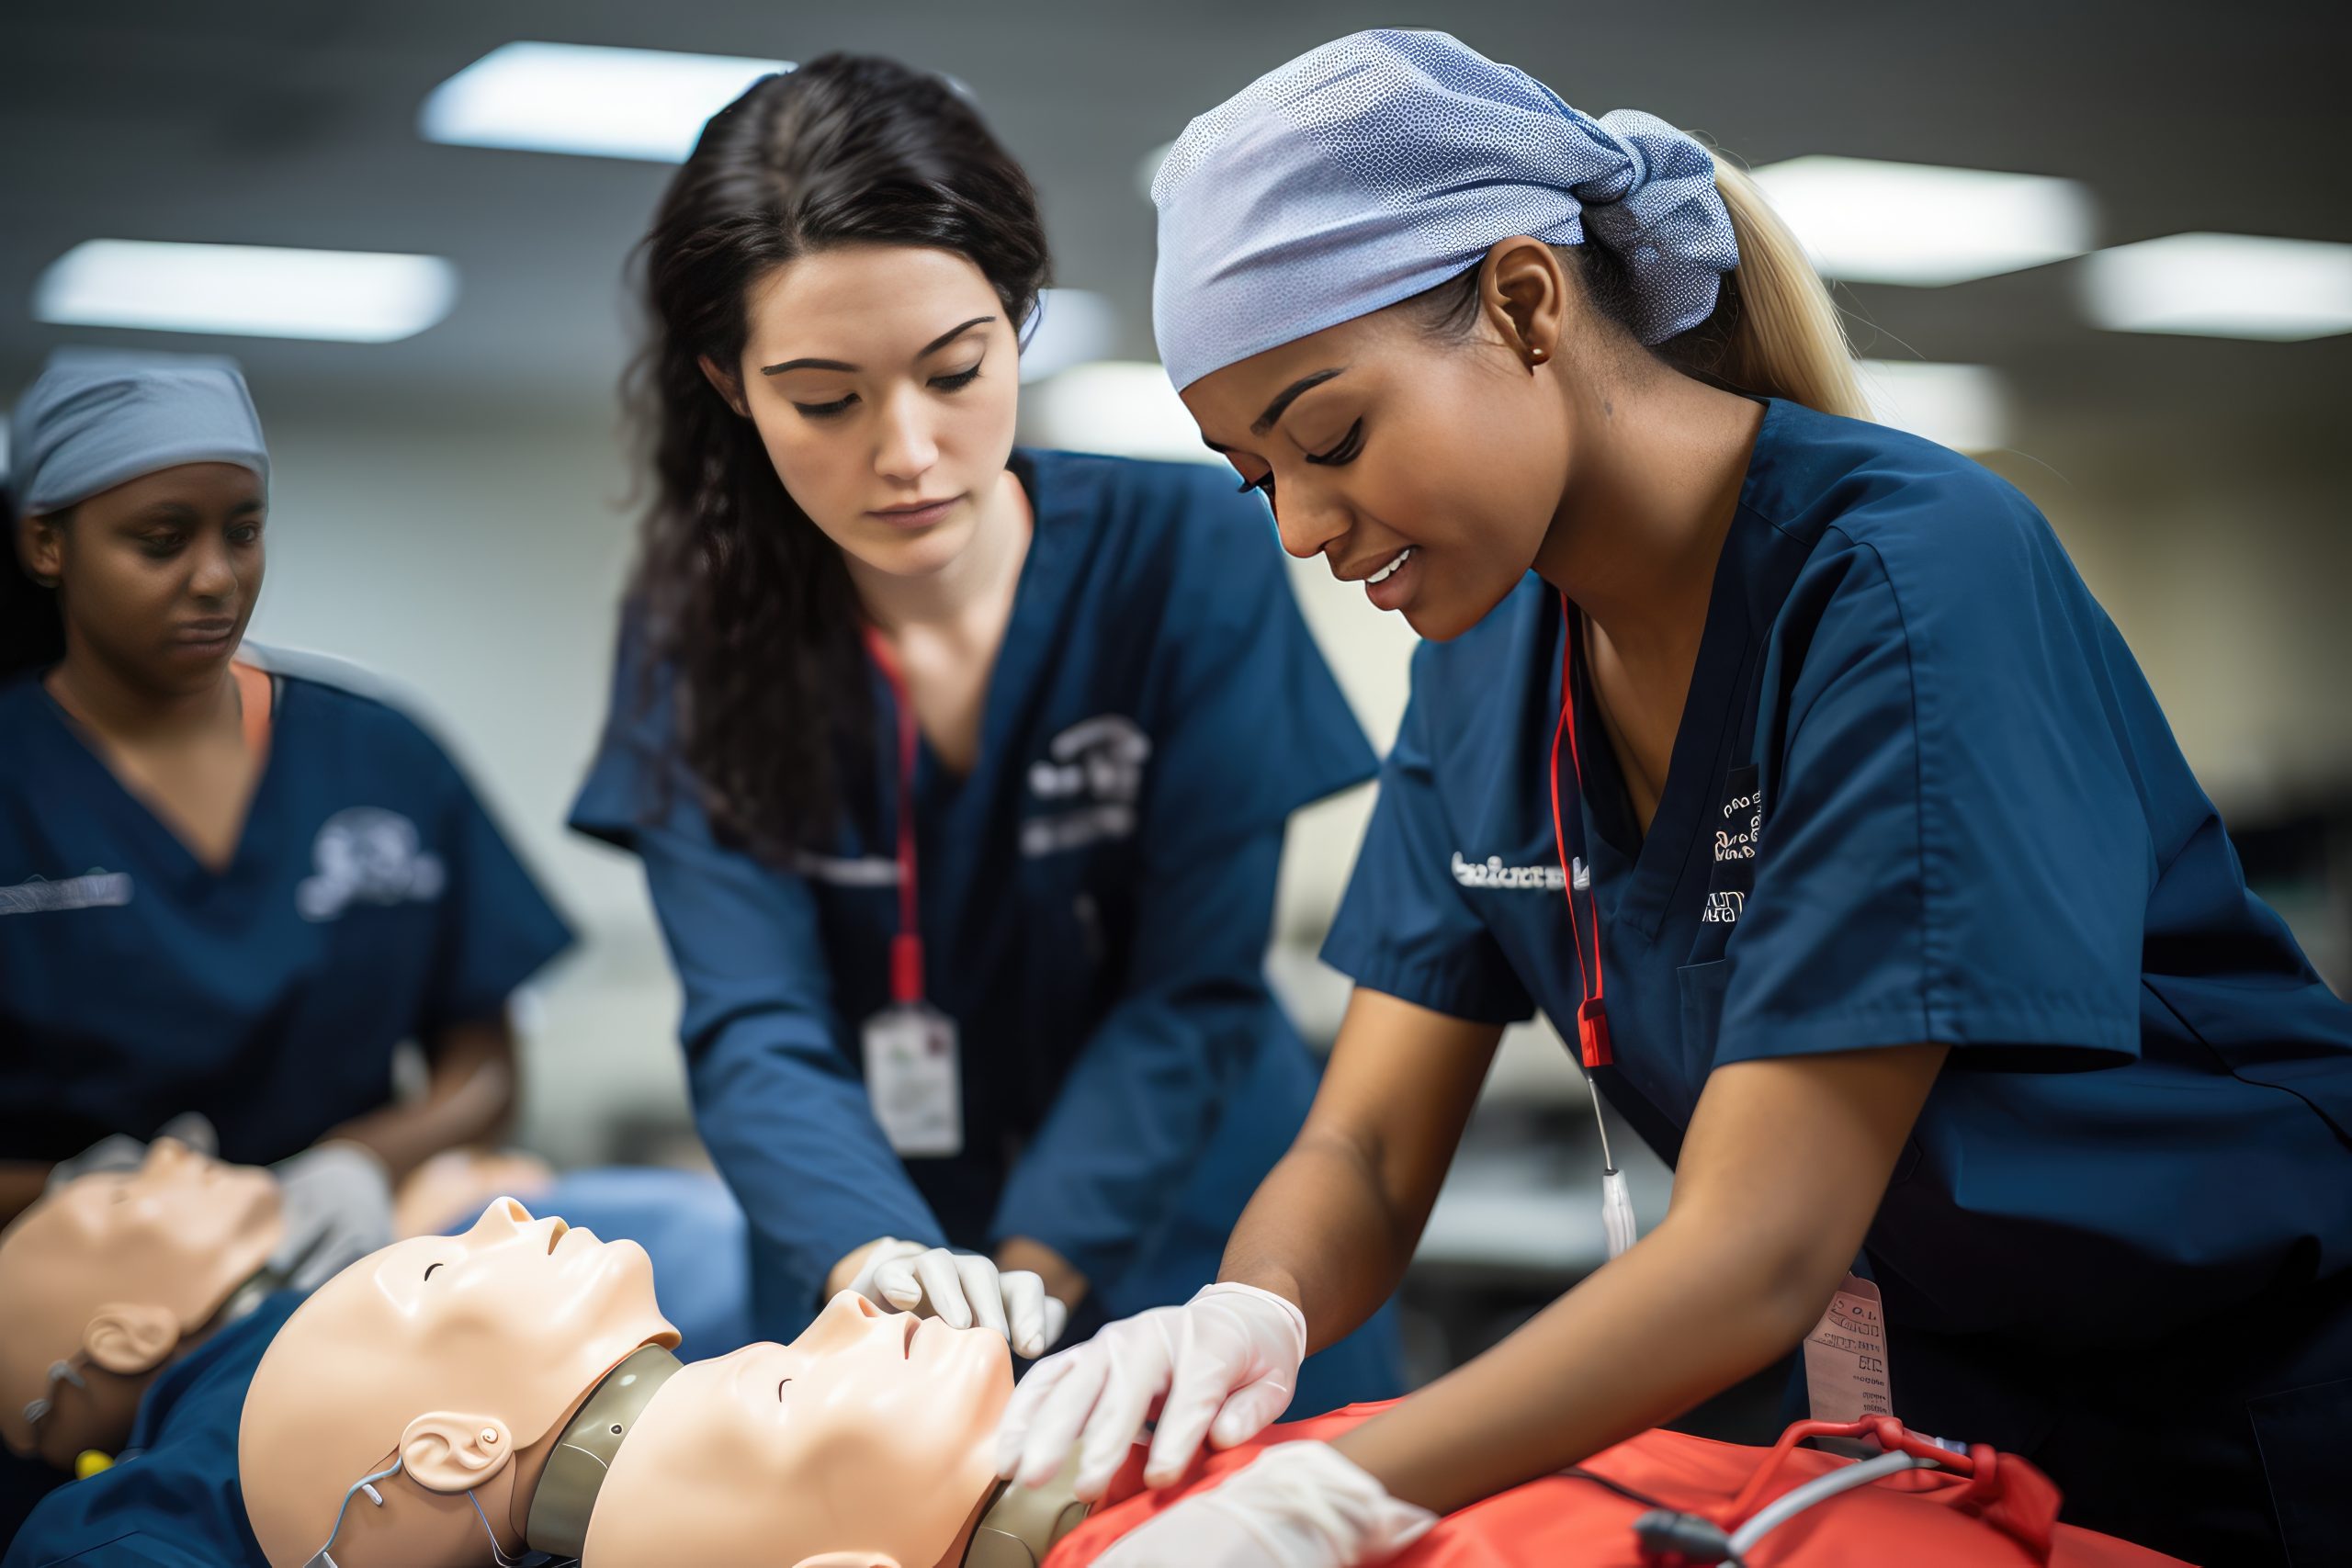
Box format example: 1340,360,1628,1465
1048,1404,2188,1567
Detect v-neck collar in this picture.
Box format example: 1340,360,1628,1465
899,452,1079,812
32,666,291,889
1555,399,1790,940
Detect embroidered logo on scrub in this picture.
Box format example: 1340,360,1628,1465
1022,716,1151,856
1702,764,1761,925
1451,852,1567,892
297,807,446,921
0,871,133,916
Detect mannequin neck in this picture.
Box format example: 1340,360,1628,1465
959,1452,1091,1568
523,1346,684,1559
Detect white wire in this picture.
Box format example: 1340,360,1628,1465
1726,1450,1937,1554
1581,1065,1616,1172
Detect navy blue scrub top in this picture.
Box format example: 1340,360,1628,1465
571,449,1376,1331
0,664,571,1166
2,1292,294,1568
1325,399,2352,1351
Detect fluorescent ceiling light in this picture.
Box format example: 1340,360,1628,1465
1025,361,1223,465
2080,232,2352,341
34,241,458,343
1857,360,2010,453
421,41,789,162
1020,290,1119,383
1750,155,2094,286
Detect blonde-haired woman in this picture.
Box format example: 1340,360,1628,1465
993,29,2352,1567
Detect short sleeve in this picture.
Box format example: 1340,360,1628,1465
419,740,573,1030
1143,475,1376,859
1715,525,2146,1070
567,610,680,849
1319,649,1534,1025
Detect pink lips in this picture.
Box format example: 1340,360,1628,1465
867,496,962,530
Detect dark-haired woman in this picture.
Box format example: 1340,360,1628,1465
567,54,1399,1407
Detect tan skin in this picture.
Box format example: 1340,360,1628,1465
696,241,1085,1310
0,465,522,1224
1179,238,1949,1516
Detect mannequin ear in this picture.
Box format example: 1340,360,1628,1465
794,1555,902,1568
398,1412,514,1493
697,354,751,419
82,1302,181,1375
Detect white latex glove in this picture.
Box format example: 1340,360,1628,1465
995,1280,1307,1500
847,1238,1069,1360
269,1140,395,1292
1091,1441,1437,1568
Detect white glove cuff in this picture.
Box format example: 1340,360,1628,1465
1240,1442,1440,1561
1192,1280,1309,1358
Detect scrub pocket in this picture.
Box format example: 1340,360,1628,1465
1679,959,1732,1081
2247,1374,2352,1565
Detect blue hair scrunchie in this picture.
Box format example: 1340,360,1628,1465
1151,28,1740,390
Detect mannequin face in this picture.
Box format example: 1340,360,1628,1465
240,1199,677,1568
584,1292,1013,1568
0,1137,280,1462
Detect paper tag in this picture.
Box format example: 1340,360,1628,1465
862,1003,962,1157
1804,1272,1894,1426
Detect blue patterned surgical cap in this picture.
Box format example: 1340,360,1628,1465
1151,29,1740,390
6,347,268,518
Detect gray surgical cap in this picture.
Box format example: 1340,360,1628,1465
6,347,268,518
1151,29,1740,390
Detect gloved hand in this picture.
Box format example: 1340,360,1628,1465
44,1113,219,1193
269,1140,395,1292
846,1238,1070,1360
1091,1441,1437,1568
995,1280,1308,1500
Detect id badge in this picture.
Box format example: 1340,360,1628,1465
861,1002,962,1157
1804,1271,1894,1427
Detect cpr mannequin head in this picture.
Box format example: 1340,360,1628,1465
0,1136,279,1468
583,1292,1012,1568
239,1199,677,1568
628,51,1048,854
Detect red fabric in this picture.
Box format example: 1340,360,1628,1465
1043,1403,2188,1568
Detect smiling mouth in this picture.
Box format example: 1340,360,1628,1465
1364,547,1414,585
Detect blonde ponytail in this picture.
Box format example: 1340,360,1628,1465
1673,158,1870,421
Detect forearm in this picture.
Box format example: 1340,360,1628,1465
322,1014,516,1179
1334,1044,1949,1515
1334,1205,1827,1513
1218,1130,1418,1353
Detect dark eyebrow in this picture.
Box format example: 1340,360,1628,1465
1251,368,1344,436
759,315,997,378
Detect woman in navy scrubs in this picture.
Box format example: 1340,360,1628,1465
997,32,2352,1566
0,350,570,1212
569,54,1398,1405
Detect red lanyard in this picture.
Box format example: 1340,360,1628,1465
1548,592,1612,1068
863,627,927,1007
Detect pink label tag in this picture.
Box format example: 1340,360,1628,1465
1804,1272,1894,1426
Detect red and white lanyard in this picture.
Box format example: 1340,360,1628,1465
863,626,928,1008
1548,591,1613,1069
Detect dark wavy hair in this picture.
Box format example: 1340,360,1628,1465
628,54,1049,856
